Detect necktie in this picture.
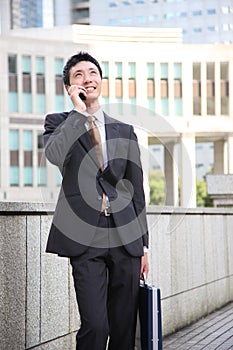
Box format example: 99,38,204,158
87,115,107,211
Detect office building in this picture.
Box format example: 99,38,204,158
0,25,232,207
90,0,233,44
1,1,232,43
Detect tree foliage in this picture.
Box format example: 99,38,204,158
149,171,213,207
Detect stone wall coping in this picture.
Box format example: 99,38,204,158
0,201,232,215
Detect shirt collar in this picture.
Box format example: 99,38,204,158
82,108,105,124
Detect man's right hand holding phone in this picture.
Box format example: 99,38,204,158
67,85,87,112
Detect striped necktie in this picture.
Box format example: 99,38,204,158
87,115,107,211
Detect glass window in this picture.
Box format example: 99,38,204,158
22,56,31,73
122,18,132,24
174,63,182,79
9,129,19,186
8,54,18,111
193,27,202,33
177,12,187,18
161,98,169,116
165,12,174,19
36,57,45,74
109,1,117,7
122,1,131,5
207,26,216,32
101,61,109,78
23,130,33,150
148,98,155,112
128,62,136,79
10,167,19,186
174,98,182,116
36,94,46,114
8,93,18,112
55,95,65,112
8,55,17,74
109,19,118,25
54,58,64,76
160,63,168,79
10,130,19,150
147,63,155,79
38,167,46,186
193,10,202,16
56,169,62,186
207,9,216,15
136,16,146,23
24,167,33,186
115,62,122,78
22,94,32,113
149,15,159,21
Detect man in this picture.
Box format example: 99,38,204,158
43,51,149,350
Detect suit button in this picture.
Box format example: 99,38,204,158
99,177,104,182
97,195,102,201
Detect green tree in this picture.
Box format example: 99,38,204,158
149,171,213,207
149,171,165,205
196,178,213,207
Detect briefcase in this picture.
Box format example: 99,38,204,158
138,278,162,350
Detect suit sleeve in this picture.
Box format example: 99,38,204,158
43,110,85,171
124,126,149,248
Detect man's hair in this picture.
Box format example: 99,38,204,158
63,51,102,85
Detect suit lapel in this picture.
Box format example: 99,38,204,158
104,113,120,166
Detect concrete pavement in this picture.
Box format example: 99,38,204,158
163,302,233,350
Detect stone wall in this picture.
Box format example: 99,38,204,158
0,203,232,349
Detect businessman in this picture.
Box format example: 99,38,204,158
43,51,149,350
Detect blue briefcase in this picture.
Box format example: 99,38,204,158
139,278,162,350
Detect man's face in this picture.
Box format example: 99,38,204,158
69,60,102,103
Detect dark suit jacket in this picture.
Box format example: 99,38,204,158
43,110,149,257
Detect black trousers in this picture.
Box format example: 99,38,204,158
70,214,141,350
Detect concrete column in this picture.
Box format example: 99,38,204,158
135,128,150,204
227,136,233,174
214,140,225,174
180,133,196,208
0,0,11,34
164,142,179,206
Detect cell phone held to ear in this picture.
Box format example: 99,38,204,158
79,92,86,101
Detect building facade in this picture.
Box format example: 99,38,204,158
1,1,232,43
90,0,233,44
0,25,233,206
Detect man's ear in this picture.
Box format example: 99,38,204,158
65,84,70,94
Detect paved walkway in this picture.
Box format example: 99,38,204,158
163,302,233,350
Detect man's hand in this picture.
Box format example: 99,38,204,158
67,85,87,112
140,252,149,280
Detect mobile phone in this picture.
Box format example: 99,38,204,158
68,85,86,100
79,92,86,101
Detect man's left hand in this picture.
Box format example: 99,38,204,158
140,253,149,279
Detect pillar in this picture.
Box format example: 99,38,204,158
164,142,179,206
180,133,196,208
214,140,225,174
227,136,233,174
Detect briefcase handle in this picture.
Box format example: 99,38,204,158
140,273,148,287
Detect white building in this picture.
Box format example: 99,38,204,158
2,1,233,43
0,24,233,207
90,0,233,44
